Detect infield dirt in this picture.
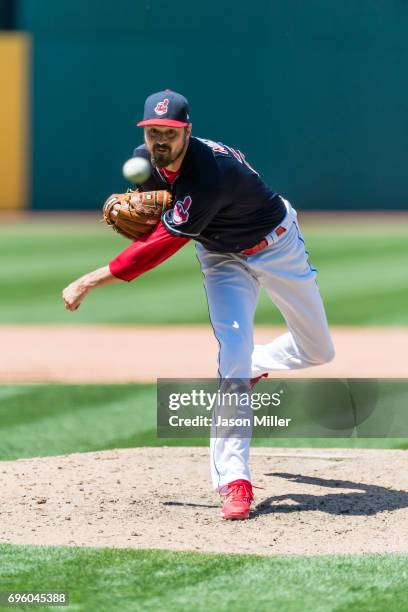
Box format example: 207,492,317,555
1,325,408,382
1,447,407,555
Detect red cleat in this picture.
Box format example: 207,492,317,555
250,373,268,389
220,479,254,520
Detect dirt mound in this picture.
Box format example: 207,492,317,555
1,447,407,555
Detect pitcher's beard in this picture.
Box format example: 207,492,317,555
152,149,172,168
151,132,188,168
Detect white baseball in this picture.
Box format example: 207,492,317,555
122,156,151,184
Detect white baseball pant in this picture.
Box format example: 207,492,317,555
195,200,335,490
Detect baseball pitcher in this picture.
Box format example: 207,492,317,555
62,90,335,520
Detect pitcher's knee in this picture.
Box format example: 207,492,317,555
311,341,335,365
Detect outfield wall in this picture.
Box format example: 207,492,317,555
0,33,29,210
8,0,408,210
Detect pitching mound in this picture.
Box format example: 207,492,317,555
1,447,407,555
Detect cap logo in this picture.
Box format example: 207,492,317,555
154,98,169,116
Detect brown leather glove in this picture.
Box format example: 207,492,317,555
102,190,173,240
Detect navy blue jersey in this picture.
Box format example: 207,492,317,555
133,136,286,253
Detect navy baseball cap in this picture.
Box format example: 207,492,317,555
137,90,190,128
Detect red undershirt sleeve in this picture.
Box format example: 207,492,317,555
109,220,190,282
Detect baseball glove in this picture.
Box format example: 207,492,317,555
102,190,172,240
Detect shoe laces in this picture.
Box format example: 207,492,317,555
222,479,255,503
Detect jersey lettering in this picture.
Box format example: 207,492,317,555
226,146,243,163
200,138,259,175
197,138,228,155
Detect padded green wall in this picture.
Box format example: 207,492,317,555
18,0,408,210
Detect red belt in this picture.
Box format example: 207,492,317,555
241,225,286,256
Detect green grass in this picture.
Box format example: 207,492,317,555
0,384,406,461
1,215,406,612
0,217,407,324
0,545,407,611
1,382,407,611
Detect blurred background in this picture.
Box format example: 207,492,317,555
0,0,407,326
1,0,408,212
